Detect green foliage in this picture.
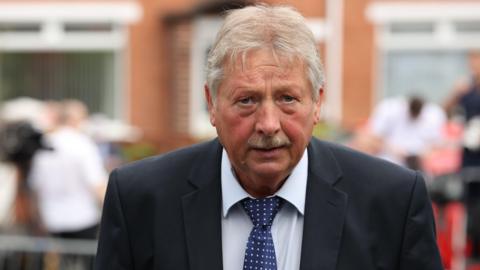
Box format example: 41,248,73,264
121,142,158,162
312,121,351,143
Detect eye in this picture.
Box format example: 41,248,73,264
280,95,296,104
238,96,255,105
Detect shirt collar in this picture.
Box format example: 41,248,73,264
221,148,308,218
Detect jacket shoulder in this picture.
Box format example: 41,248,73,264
111,139,221,194
314,138,416,181
310,138,420,202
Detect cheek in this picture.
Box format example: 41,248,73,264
282,112,316,138
219,113,255,143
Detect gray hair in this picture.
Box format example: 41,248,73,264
206,5,324,100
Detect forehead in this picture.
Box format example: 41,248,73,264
222,49,307,85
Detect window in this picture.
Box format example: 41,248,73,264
389,22,434,34
381,51,469,103
0,52,117,116
0,23,41,33
455,20,480,34
367,2,480,103
0,2,141,118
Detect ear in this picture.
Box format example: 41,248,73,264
313,88,324,125
204,84,216,126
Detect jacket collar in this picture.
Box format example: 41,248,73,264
300,138,348,270
182,139,224,270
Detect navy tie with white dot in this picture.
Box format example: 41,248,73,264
241,196,283,270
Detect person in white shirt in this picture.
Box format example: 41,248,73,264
368,96,447,169
29,100,107,239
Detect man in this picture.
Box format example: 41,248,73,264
95,5,442,270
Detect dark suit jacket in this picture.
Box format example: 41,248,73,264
95,138,443,270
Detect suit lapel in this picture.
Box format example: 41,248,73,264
182,140,223,270
300,139,348,270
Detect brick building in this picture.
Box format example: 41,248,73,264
1,0,480,151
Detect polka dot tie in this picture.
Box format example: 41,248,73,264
241,196,283,270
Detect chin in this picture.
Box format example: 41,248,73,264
250,164,291,180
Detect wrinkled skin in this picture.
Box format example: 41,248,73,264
205,49,323,197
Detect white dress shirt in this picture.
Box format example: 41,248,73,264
221,149,308,270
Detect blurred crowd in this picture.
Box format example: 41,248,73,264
349,51,480,268
0,98,141,239
350,51,480,176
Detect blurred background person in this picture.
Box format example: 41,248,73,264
0,121,48,234
445,50,480,261
445,50,480,169
0,157,17,230
0,98,52,234
28,99,107,240
355,95,446,170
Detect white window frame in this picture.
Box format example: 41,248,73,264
368,3,480,51
366,2,480,104
0,1,142,119
189,17,223,139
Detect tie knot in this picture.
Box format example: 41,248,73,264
241,196,282,227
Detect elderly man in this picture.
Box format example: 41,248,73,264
95,5,442,270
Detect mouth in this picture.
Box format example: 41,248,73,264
252,146,284,151
250,146,286,158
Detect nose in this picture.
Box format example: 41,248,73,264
255,101,281,136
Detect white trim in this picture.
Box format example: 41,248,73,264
0,2,141,51
366,2,480,51
0,2,141,23
123,31,133,124
377,36,480,51
325,0,343,123
189,17,222,139
367,2,480,23
0,33,128,51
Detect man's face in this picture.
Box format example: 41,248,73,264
205,49,322,197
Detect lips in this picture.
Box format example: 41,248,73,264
253,146,283,151
251,146,285,158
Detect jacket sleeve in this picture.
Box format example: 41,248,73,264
399,172,444,270
94,169,134,270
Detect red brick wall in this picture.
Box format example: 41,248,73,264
342,0,374,130
129,0,197,150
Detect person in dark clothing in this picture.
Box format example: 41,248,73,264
446,51,480,168
445,50,480,259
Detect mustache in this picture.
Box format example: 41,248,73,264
247,133,292,150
